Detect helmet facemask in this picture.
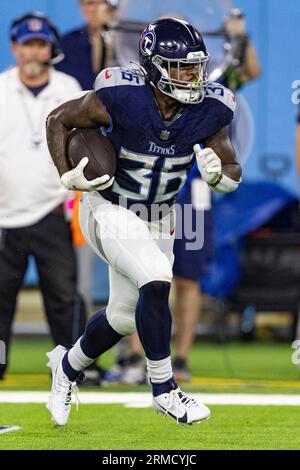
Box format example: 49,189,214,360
152,51,210,105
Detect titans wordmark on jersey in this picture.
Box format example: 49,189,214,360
94,67,236,209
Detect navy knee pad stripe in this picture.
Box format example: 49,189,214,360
80,308,123,359
135,281,172,361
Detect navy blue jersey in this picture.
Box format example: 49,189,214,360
94,67,236,209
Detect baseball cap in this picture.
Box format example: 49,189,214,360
13,17,56,44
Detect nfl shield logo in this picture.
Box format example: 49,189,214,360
28,20,43,32
160,130,170,141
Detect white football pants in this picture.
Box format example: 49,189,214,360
79,191,175,336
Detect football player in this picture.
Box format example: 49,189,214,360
46,18,242,426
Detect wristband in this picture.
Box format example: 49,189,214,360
208,173,241,193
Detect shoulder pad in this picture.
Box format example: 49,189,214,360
206,83,237,113
94,67,145,92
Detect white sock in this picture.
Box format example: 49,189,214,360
68,337,94,371
146,356,173,383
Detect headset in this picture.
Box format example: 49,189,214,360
10,12,64,65
106,0,121,8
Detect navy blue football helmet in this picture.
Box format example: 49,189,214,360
139,18,210,104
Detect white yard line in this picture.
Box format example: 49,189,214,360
0,392,300,406
0,426,22,434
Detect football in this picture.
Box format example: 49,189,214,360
66,128,117,181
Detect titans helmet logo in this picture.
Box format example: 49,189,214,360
140,27,156,56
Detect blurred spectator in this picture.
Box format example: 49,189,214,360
0,12,86,379
56,0,120,90
172,171,213,382
219,8,261,90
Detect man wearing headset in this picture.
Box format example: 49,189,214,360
0,13,86,380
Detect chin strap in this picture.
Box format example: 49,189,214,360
208,173,242,193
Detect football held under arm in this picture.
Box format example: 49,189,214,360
194,127,242,193
46,91,112,191
46,91,110,177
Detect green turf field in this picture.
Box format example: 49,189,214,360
1,338,300,450
0,404,300,450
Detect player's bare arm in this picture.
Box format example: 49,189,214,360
46,92,113,191
204,126,242,182
46,91,109,176
194,126,242,193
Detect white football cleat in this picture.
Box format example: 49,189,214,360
153,388,211,425
46,345,78,426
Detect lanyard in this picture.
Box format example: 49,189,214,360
17,88,49,149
